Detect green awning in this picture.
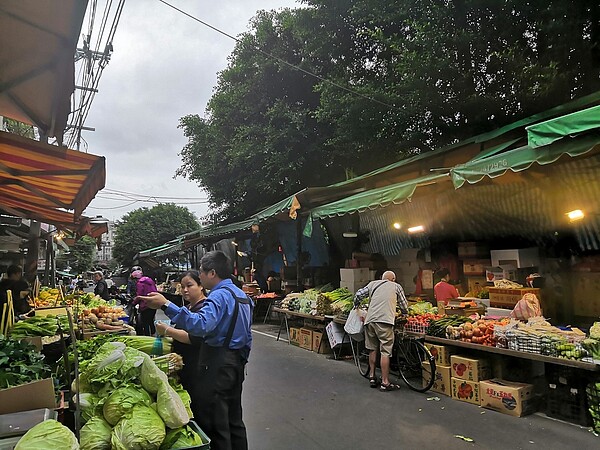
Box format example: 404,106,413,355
137,238,184,259
304,173,449,236
451,132,600,189
526,104,600,148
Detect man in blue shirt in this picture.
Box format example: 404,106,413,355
141,251,253,450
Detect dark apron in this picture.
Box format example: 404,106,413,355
194,286,252,409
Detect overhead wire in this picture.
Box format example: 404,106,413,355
156,0,401,112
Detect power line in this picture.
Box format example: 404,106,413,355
156,0,401,112
103,187,209,200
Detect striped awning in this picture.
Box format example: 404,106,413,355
0,130,106,227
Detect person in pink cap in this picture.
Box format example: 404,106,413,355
131,269,158,335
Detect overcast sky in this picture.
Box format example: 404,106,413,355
82,0,300,222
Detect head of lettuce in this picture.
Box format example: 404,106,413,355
15,420,79,450
111,405,166,450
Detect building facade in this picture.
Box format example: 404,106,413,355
96,221,115,265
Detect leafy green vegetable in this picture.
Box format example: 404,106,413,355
0,335,51,388
156,382,190,428
114,335,172,355
110,405,165,450
159,425,203,449
171,381,193,418
140,353,169,394
15,420,79,450
590,322,600,340
80,342,144,392
10,316,59,337
77,393,102,423
103,386,152,426
79,416,112,450
408,302,438,316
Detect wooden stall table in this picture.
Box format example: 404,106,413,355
424,335,600,371
252,294,283,324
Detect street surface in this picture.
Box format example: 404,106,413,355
243,325,598,450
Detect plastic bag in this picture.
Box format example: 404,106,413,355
344,308,366,340
510,293,542,320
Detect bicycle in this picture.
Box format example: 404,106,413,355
354,318,436,392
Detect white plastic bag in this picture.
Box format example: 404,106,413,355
344,308,366,340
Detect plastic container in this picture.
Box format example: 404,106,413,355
0,408,57,438
546,383,592,426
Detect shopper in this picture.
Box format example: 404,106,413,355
139,251,253,450
0,265,32,316
131,270,158,336
93,271,110,301
155,270,207,418
354,270,408,392
434,267,459,307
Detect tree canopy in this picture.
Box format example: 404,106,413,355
56,236,97,274
112,204,199,265
177,0,600,222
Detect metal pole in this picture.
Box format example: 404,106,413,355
296,219,302,290
24,221,41,283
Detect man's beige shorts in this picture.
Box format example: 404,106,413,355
364,322,394,357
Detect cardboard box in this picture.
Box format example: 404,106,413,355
326,321,349,348
450,355,492,382
423,362,451,396
488,287,541,308
466,276,487,294
289,327,301,346
299,328,313,350
491,248,539,269
458,242,489,259
340,280,367,293
479,379,535,417
21,336,43,351
312,330,331,354
425,343,456,366
0,378,56,415
421,270,434,289
462,260,491,276
485,265,516,282
340,268,370,283
451,377,481,405
345,259,360,268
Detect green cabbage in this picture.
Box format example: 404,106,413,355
590,322,600,340
159,425,203,449
111,405,166,450
79,416,112,450
77,393,102,423
172,382,193,418
156,382,190,428
140,354,168,394
80,342,145,392
102,386,152,425
15,420,79,450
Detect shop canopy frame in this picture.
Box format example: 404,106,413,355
0,0,88,142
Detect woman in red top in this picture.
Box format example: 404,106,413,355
434,268,459,307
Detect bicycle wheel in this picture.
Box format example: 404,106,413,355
354,337,371,378
396,338,436,392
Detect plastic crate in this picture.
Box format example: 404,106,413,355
172,420,211,450
545,364,590,390
546,383,592,426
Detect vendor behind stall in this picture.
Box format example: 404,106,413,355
434,268,459,308
0,265,33,318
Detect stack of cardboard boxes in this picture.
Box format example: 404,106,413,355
289,326,331,354
422,344,535,417
340,268,371,294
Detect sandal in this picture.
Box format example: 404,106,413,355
369,377,379,388
379,383,401,392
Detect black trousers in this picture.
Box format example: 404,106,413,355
139,308,156,336
194,354,248,450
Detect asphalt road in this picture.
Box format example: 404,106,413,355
242,326,598,450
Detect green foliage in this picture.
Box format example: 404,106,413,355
177,0,600,221
0,335,51,388
2,118,35,139
69,236,98,274
112,203,199,265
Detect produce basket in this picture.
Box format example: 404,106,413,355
546,383,592,426
402,322,428,335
